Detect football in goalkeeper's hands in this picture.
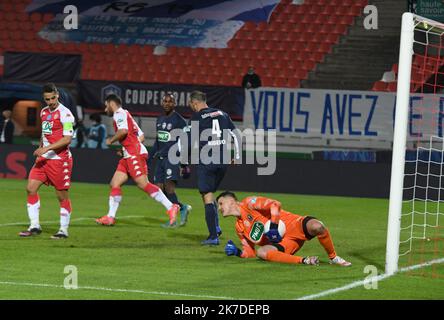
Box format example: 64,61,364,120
264,220,286,238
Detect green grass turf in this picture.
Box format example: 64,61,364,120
0,178,443,300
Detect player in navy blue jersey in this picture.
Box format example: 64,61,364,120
149,92,192,227
185,91,240,245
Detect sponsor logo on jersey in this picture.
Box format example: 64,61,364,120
42,121,53,134
249,221,264,243
167,123,172,130
157,130,170,142
201,111,223,119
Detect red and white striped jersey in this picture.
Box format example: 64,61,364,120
113,108,148,158
40,103,74,160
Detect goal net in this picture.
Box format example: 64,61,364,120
386,13,444,277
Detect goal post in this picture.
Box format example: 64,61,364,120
385,12,415,276
386,12,444,276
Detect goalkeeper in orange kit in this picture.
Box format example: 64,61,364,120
216,191,351,266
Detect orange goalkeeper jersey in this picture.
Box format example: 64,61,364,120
235,196,306,258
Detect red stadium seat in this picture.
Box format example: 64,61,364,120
287,78,301,88
332,25,348,35
372,81,388,91
0,30,9,41
387,82,397,92
6,21,20,31
14,3,26,13
24,40,38,52
339,15,355,25
16,12,28,22
1,3,13,13
318,43,332,53
19,21,33,32
11,40,26,51
348,6,362,16
302,60,316,71
30,12,42,23
32,21,44,32
42,13,54,23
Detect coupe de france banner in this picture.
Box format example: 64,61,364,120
243,87,444,141
26,0,279,48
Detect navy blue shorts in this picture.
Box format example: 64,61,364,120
153,157,181,184
197,164,227,194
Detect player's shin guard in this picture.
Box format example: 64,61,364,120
204,203,218,239
265,251,304,264
145,183,172,210
108,187,122,218
317,228,337,259
59,199,71,232
27,194,40,228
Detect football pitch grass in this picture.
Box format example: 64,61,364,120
0,178,443,300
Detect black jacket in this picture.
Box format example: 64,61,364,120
0,118,15,144
242,73,262,89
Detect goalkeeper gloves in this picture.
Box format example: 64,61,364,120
225,240,242,257
302,256,319,266
264,222,282,243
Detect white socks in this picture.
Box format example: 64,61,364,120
151,191,173,210
107,195,122,218
27,201,40,229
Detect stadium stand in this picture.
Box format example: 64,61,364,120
0,0,369,88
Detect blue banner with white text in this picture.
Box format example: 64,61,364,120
243,87,444,142
27,0,279,48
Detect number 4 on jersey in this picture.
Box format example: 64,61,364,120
212,119,222,137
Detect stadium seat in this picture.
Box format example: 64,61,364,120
42,13,54,23
272,78,287,87
16,12,28,22
339,15,355,25
90,43,103,54
6,21,20,31
387,82,397,92
318,43,332,53
32,21,44,32
24,40,38,52
302,60,316,71
0,30,9,41
332,25,348,35
14,3,26,13
11,40,26,51
30,12,42,23
348,6,362,16
287,78,300,88
34,40,51,52
372,81,388,91
1,3,13,13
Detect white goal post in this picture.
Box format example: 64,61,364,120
386,12,444,275
385,12,414,276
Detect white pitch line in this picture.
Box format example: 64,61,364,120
0,215,146,227
296,257,444,300
0,281,238,300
